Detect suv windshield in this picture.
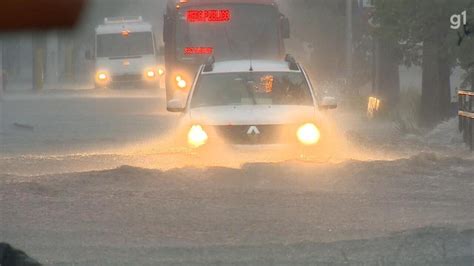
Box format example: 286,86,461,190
96,32,154,58
190,72,314,108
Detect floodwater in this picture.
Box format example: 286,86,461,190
1,88,473,265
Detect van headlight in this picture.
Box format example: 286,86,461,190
146,70,156,78
95,71,110,85
144,68,158,80
188,125,208,148
96,71,109,82
297,123,321,145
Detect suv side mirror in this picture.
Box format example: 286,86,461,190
281,17,290,39
319,96,338,110
85,50,94,60
167,99,185,113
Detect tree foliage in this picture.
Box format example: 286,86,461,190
457,8,474,89
287,0,372,88
374,0,474,125
375,0,473,80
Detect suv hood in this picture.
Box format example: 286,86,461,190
189,105,318,126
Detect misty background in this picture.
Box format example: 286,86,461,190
1,0,473,128
1,2,473,264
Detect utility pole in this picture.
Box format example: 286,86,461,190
346,0,353,92
0,39,3,95
46,32,59,85
32,34,46,91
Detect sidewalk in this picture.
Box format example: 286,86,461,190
3,80,93,94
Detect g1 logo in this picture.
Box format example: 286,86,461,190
451,10,467,30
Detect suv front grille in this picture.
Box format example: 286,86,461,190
213,125,295,145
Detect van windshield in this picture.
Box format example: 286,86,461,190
96,32,154,58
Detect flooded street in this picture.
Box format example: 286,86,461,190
1,88,473,265
1,0,474,264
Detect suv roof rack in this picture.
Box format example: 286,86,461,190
203,56,215,72
285,54,299,71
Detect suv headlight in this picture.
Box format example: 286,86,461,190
297,123,321,145
188,125,208,148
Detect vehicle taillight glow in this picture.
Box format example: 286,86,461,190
186,9,231,23
184,47,214,55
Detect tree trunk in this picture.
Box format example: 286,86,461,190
375,37,400,110
0,39,3,135
32,34,46,91
438,55,452,119
0,39,3,94
421,37,451,127
468,67,474,91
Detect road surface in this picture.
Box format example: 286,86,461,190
1,88,473,265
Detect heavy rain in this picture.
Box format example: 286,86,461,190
0,0,473,265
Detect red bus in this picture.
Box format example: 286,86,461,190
163,0,290,101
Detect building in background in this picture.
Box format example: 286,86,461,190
1,0,166,91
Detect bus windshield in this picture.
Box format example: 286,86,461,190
96,32,154,58
176,4,280,62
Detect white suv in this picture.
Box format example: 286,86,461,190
167,56,337,149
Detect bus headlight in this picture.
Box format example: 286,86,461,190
176,75,187,89
177,79,187,89
297,123,321,145
188,125,208,148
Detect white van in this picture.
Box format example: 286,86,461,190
87,17,164,89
